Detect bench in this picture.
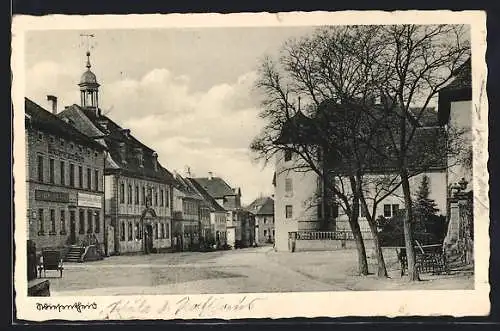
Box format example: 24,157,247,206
38,250,64,278
397,241,449,277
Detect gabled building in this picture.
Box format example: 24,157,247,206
171,172,204,251
25,97,107,257
246,196,275,244
192,173,255,248
192,172,242,211
187,178,228,248
57,51,176,255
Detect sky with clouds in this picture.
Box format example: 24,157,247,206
25,27,318,205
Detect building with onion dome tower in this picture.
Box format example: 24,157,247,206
78,51,101,116
58,50,177,256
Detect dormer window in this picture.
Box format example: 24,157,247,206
49,136,55,144
37,132,43,141
122,129,131,139
134,147,144,167
60,139,65,147
152,151,158,171
119,142,127,164
284,150,292,161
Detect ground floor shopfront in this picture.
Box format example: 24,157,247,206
27,184,105,254
109,207,172,255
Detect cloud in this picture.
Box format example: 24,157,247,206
26,63,273,204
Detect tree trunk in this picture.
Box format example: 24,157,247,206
349,218,369,275
367,218,388,277
356,174,387,278
349,176,369,276
400,168,420,281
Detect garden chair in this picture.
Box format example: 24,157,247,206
38,249,64,278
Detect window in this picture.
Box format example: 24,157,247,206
37,155,44,182
78,166,83,188
285,178,293,193
49,159,55,184
392,204,400,217
79,210,85,234
38,209,44,235
120,222,125,241
60,138,64,147
142,186,146,205
60,210,66,234
120,183,125,204
69,164,75,187
128,221,133,241
49,136,55,144
284,150,292,161
37,132,43,140
383,204,392,218
50,209,56,234
164,223,169,239
135,222,141,240
161,223,165,239
285,205,293,218
160,189,164,206
154,189,158,206
87,210,93,233
94,170,99,191
155,223,159,239
95,212,100,233
60,161,65,186
128,184,133,204
264,229,268,237
165,189,169,207
135,185,139,204
87,168,92,189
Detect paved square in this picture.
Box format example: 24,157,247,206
49,247,474,296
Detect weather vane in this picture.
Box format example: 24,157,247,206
79,33,96,53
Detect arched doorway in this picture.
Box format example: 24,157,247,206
141,207,156,254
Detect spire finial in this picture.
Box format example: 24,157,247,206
80,33,95,70
86,51,91,69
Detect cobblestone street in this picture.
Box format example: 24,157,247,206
49,246,474,296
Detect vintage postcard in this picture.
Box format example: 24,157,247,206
12,11,489,321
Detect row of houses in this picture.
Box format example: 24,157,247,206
25,51,273,258
271,59,473,252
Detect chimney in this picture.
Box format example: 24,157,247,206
184,166,191,177
47,95,57,114
208,171,213,180
152,151,158,171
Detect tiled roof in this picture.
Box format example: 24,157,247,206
25,98,106,151
192,177,237,199
246,196,274,215
273,110,316,145
174,174,204,200
57,105,176,184
276,100,447,174
186,178,226,212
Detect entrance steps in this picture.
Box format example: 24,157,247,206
64,246,84,263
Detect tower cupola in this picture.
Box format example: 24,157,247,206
78,50,100,116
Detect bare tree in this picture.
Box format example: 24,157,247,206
251,25,470,281
371,24,470,281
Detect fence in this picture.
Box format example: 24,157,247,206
288,230,373,252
